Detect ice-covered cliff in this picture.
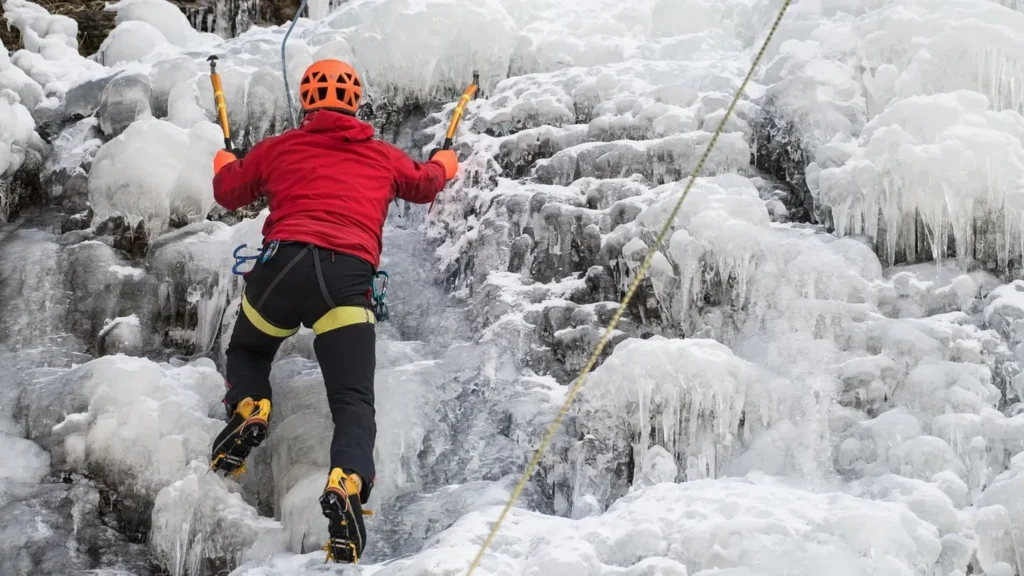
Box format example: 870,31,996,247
3,0,1024,574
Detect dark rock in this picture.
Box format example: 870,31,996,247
20,365,91,455
63,240,129,346
0,10,22,52
529,203,597,284
206,195,268,226
116,219,150,259
73,7,118,56
95,215,150,259
93,214,128,237
58,171,92,213
508,233,533,273
750,96,814,224
205,203,241,226
64,74,115,121
0,479,158,576
60,207,93,233
96,316,143,357
44,118,102,211
1,148,47,223
577,266,619,305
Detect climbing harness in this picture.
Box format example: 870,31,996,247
207,55,233,151
231,240,280,276
231,240,391,323
427,72,480,213
460,1,795,574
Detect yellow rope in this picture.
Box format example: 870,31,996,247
463,2,794,574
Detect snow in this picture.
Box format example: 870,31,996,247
96,20,175,67
109,265,146,279
0,89,38,178
785,0,1024,267
236,475,945,575
0,44,45,112
0,41,47,196
2,0,107,97
814,91,1024,268
106,0,217,50
0,436,50,487
2,0,79,58
3,0,1024,573
315,0,518,103
578,337,753,506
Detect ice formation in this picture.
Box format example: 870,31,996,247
2,0,106,97
2,0,1024,574
88,117,225,236
0,88,38,177
794,0,1024,268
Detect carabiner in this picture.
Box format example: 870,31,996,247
261,239,280,263
232,244,251,275
373,271,389,301
371,270,390,322
231,243,268,276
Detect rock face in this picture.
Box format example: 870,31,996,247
0,476,160,575
0,13,21,52
1,0,309,57
0,0,116,56
0,151,46,223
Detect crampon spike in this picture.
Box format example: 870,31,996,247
323,538,360,564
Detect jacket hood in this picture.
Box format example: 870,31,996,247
300,110,375,142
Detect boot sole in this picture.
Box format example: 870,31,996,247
320,491,361,563
210,420,268,475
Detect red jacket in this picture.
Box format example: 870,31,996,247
212,110,448,269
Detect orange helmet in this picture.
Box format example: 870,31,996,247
299,59,363,114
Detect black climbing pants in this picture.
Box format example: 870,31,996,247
223,241,377,502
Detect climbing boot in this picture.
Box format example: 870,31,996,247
209,397,271,478
320,468,371,563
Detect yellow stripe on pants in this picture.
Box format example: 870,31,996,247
241,293,299,338
312,306,375,335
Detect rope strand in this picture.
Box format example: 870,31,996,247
463,3,794,573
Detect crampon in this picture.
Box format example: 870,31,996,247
320,469,373,563
209,398,271,479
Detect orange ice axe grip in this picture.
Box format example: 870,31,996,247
207,55,233,152
442,71,479,149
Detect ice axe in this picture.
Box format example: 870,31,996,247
441,70,480,150
207,55,233,151
428,71,480,213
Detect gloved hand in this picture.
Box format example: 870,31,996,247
429,148,459,180
214,149,237,175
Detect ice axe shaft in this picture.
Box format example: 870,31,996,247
441,70,480,150
207,55,233,151
429,72,480,213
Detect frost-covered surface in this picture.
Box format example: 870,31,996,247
0,45,47,221
88,118,225,235
0,84,40,177
3,0,1024,574
785,0,1024,266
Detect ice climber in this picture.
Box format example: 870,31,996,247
206,59,459,563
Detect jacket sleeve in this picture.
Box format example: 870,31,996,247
212,139,271,211
386,143,448,204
